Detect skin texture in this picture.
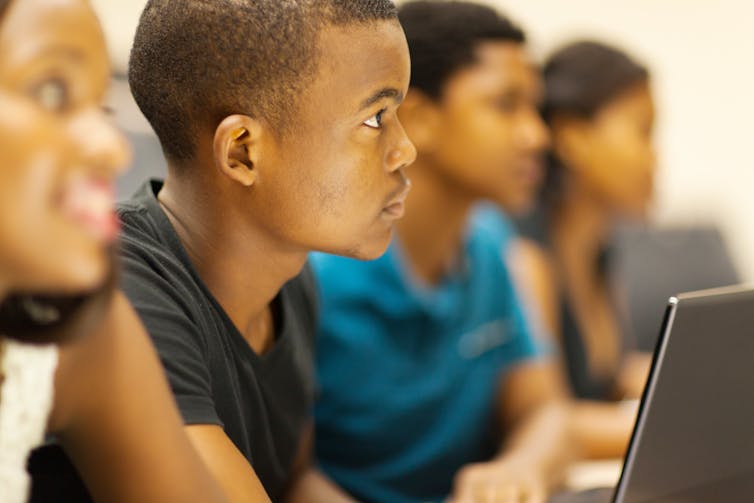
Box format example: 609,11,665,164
0,0,128,295
0,2,227,502
155,20,415,503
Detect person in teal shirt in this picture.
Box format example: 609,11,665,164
312,2,575,502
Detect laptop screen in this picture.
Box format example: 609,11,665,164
614,287,754,503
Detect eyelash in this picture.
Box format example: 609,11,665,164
33,78,70,113
364,108,386,129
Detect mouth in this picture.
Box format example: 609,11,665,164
516,157,544,185
60,176,120,244
381,180,412,220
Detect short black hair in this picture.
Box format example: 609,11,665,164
542,40,649,121
129,0,397,162
398,1,525,100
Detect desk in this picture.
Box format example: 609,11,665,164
565,459,623,491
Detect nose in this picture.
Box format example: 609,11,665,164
518,107,551,152
70,106,131,178
387,118,417,173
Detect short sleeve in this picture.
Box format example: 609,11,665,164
118,245,222,427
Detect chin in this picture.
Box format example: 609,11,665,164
41,250,109,295
490,193,530,217
329,229,394,262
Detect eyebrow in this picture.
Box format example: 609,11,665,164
359,88,404,111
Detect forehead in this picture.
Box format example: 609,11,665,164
444,41,541,100
0,0,107,77
607,82,655,116
301,20,410,119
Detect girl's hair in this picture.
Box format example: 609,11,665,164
539,40,650,203
542,40,649,122
0,262,116,344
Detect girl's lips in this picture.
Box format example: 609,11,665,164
60,177,119,243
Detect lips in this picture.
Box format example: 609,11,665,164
60,176,120,243
382,180,412,220
516,157,544,185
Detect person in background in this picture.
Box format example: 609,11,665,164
312,3,577,502
0,1,227,502
515,40,655,403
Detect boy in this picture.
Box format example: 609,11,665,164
118,1,415,502
312,2,573,502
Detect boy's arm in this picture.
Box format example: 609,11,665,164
53,292,229,503
185,425,272,503
452,360,574,503
283,423,358,503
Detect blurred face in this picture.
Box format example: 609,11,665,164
556,82,656,218
0,0,129,295
253,21,416,260
412,41,550,214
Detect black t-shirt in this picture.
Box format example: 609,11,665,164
29,180,317,502
115,180,317,499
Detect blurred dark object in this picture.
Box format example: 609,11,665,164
613,224,740,351
28,443,93,503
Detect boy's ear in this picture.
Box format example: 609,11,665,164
213,114,265,187
397,89,442,153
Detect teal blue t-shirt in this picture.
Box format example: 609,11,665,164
310,208,542,503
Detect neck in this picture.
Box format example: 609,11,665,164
551,184,611,278
158,167,308,338
395,157,474,285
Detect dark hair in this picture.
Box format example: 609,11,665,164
0,259,116,345
398,1,525,100
542,40,649,122
129,0,398,163
0,0,10,19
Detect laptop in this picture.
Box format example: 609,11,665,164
552,285,754,503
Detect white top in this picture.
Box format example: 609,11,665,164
0,339,58,503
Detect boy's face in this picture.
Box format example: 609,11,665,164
411,41,549,214
252,21,415,260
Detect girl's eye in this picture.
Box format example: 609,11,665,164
364,109,385,129
34,78,69,112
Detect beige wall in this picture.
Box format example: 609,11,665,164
484,0,754,281
93,0,754,280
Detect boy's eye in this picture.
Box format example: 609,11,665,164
364,109,385,129
33,78,69,112
495,97,518,114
